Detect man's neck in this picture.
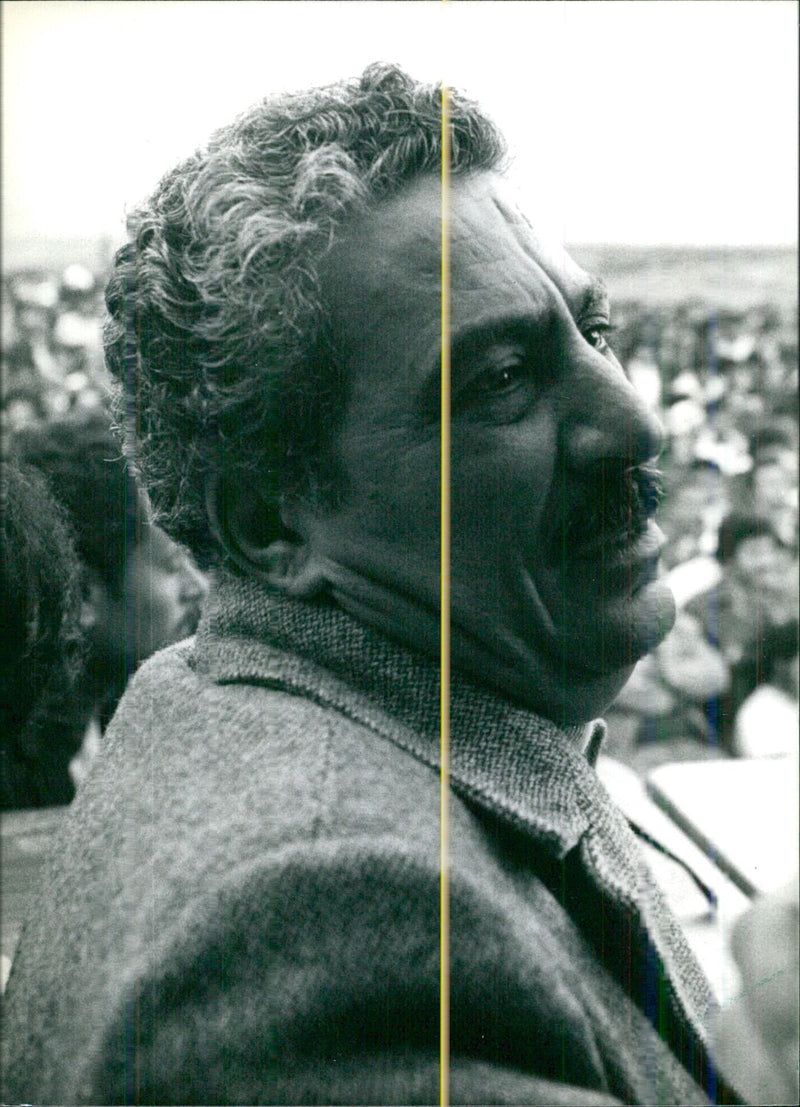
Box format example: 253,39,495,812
317,560,630,729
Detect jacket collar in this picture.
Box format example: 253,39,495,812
192,571,717,1046
193,571,605,859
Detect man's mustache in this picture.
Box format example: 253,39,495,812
554,463,664,555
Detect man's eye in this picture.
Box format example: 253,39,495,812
477,363,526,392
452,343,537,421
582,324,614,353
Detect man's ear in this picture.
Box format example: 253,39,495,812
205,475,328,597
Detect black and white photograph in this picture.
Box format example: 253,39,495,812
2,2,797,1104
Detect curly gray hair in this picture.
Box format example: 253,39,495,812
104,63,506,565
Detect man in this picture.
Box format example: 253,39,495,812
2,64,795,1105
6,411,208,803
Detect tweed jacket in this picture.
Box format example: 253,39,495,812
2,573,739,1105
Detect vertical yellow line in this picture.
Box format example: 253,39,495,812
439,81,451,1107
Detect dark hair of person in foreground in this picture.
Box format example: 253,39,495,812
0,459,86,808
12,409,140,601
11,411,208,768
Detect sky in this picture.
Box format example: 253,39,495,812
2,0,798,246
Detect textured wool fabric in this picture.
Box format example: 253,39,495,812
2,571,740,1105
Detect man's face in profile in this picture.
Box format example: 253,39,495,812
95,525,208,670
123,525,209,660
294,172,676,719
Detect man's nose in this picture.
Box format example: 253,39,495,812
562,341,664,470
180,560,209,603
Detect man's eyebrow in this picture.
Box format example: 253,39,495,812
578,276,610,319
416,316,539,423
449,315,537,365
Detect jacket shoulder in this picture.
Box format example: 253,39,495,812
105,639,441,841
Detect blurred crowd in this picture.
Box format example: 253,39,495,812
2,265,111,431
1,263,798,808
606,297,798,769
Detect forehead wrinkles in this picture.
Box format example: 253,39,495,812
321,171,598,370
448,185,555,317
484,188,587,304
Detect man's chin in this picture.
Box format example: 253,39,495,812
632,578,677,654
552,577,677,677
